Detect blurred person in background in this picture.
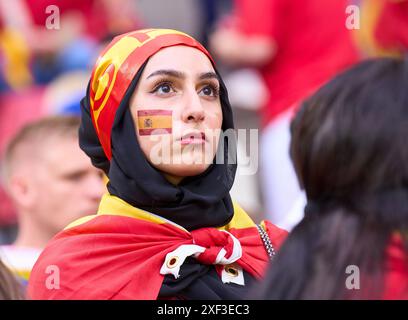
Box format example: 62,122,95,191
42,70,90,116
254,58,408,299
0,87,46,244
0,259,24,299
210,0,360,230
0,0,140,89
0,116,105,286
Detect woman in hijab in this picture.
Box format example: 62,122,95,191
28,29,287,300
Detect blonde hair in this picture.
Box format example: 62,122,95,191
0,259,24,299
1,116,81,185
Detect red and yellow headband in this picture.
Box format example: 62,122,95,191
89,29,214,159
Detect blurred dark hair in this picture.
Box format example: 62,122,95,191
255,57,408,299
0,260,24,299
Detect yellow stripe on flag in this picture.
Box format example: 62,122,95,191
138,115,172,130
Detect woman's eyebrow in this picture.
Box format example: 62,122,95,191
199,72,219,81
147,69,185,79
146,70,219,81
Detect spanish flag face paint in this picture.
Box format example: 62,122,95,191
88,29,214,160
137,110,172,136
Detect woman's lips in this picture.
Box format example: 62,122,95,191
179,132,206,145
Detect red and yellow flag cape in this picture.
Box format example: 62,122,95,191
28,194,287,299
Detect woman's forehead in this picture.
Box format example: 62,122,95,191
143,45,215,76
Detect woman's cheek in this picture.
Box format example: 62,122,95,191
139,134,175,166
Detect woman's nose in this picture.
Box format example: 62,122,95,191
181,91,205,123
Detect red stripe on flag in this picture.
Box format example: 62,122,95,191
137,110,172,116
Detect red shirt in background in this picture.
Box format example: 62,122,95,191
24,0,110,41
384,235,408,299
233,0,360,126
375,0,408,54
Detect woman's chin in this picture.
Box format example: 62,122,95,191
159,162,211,179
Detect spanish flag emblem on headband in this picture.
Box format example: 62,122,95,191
88,29,214,159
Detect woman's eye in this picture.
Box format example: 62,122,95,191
200,85,219,97
153,83,174,95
